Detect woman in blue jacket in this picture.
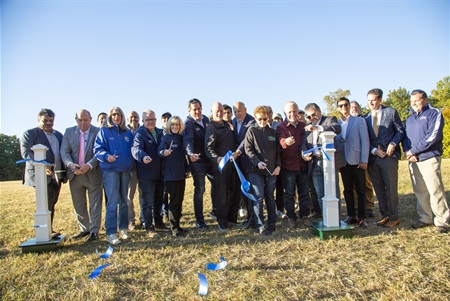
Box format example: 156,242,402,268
94,107,134,245
158,116,189,237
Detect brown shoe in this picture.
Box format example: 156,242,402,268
376,217,390,226
384,219,399,227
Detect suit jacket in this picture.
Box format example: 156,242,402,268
364,105,404,164
60,125,102,184
20,127,66,186
336,116,369,166
302,115,341,174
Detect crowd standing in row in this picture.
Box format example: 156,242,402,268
20,88,450,245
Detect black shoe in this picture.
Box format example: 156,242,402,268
71,231,89,239
268,225,276,232
343,216,358,225
196,222,209,229
86,233,98,242
411,220,432,229
366,210,375,218
259,229,272,236
138,222,146,230
172,228,188,237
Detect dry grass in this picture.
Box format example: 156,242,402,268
1,160,449,300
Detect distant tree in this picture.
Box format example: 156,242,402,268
430,76,450,110
322,89,351,117
442,108,450,159
383,87,411,122
0,134,23,181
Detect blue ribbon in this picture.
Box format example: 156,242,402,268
303,146,331,161
96,246,113,259
218,150,233,172
206,257,227,271
197,273,208,295
89,264,111,279
16,158,51,165
230,157,258,203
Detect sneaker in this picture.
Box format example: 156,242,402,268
411,220,432,229
196,222,209,229
259,228,272,236
276,210,288,219
154,223,170,232
128,222,136,231
209,211,217,221
217,224,228,232
106,233,121,245
118,229,128,240
138,222,146,230
146,226,159,238
238,208,247,218
434,226,449,234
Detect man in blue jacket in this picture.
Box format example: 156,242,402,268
403,89,449,234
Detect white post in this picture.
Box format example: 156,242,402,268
32,144,52,242
320,132,340,227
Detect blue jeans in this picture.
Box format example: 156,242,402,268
190,163,214,224
103,171,130,235
282,169,309,219
249,173,277,230
139,179,159,230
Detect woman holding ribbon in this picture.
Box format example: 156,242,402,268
244,106,281,235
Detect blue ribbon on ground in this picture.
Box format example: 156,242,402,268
197,273,208,295
16,158,51,165
303,146,330,161
206,257,227,271
89,264,111,279
96,246,113,259
218,150,233,172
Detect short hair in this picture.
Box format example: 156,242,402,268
223,104,232,112
142,109,156,120
38,108,55,118
166,116,185,134
299,110,305,114
97,112,107,121
337,97,350,106
188,98,202,109
283,101,299,113
367,88,383,99
253,105,270,116
75,109,91,119
304,103,321,112
106,107,127,131
410,89,428,99
161,112,172,119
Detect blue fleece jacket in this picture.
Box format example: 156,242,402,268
158,133,188,181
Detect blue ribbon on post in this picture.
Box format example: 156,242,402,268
302,146,331,161
16,158,51,165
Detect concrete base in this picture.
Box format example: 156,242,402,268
19,235,66,253
312,221,353,240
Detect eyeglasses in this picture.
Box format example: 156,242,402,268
257,117,268,122
305,113,318,119
144,118,157,122
130,116,139,119
111,113,122,117
338,103,349,108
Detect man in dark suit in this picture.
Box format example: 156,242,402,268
365,88,405,227
335,98,370,228
232,102,255,225
61,109,103,242
302,103,341,217
20,108,66,234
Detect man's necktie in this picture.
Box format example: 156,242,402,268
373,111,379,137
79,132,86,165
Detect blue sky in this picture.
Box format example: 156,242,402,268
1,0,449,137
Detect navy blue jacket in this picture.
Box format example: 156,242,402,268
158,133,188,181
131,126,163,181
183,115,210,165
402,104,444,161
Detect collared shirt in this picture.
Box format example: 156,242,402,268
236,119,243,134
195,119,205,128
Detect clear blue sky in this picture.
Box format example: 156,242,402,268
1,0,449,137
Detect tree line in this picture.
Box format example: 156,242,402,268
1,76,448,181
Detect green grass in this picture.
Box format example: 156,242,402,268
1,160,449,300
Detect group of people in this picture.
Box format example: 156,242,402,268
19,88,449,245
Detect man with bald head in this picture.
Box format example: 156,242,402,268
61,109,103,242
205,102,239,231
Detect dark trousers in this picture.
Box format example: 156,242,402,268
46,178,62,227
275,172,284,212
191,163,214,223
282,169,310,219
213,167,239,228
340,164,366,220
139,179,159,230
166,180,186,230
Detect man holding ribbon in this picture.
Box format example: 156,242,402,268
205,102,239,232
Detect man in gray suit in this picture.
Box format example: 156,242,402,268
20,108,66,236
61,109,103,242
336,98,370,228
365,88,404,227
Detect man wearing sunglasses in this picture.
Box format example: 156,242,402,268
302,103,341,218
403,89,449,233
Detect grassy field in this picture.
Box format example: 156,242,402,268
1,160,449,300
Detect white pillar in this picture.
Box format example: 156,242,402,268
32,144,52,242
320,132,340,227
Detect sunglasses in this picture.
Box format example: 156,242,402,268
111,113,122,117
257,117,268,122
338,103,349,108
144,118,157,122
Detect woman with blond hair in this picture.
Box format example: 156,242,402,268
158,116,189,237
94,107,134,245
